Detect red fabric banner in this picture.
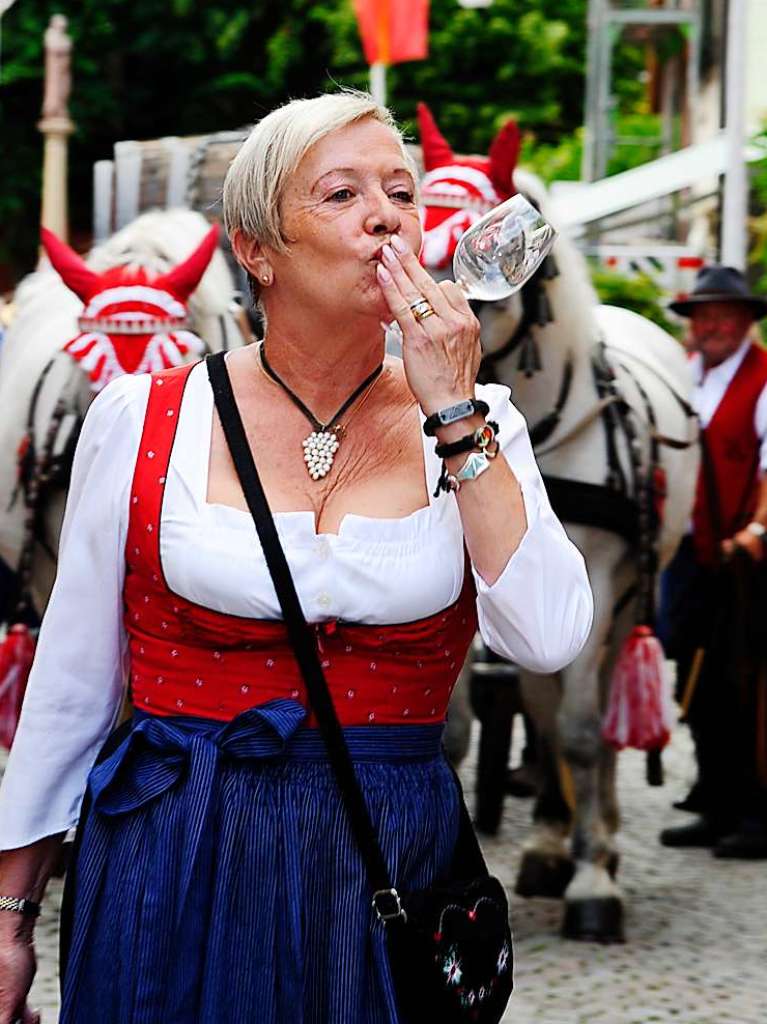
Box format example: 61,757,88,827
353,0,429,66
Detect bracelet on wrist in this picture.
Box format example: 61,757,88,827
434,449,495,496
423,398,489,437
0,896,41,919
435,421,499,460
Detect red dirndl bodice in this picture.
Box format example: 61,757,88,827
123,362,478,725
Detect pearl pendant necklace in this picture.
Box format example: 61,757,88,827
302,428,342,480
258,344,384,481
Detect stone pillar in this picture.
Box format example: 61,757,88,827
37,14,74,242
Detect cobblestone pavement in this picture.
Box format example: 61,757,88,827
3,722,765,1023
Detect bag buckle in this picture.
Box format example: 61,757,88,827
372,888,407,923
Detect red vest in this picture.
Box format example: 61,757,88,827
693,343,767,565
123,362,478,724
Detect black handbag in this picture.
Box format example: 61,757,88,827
207,352,513,1023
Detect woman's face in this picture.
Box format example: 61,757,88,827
267,117,422,324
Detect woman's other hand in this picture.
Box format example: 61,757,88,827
376,234,481,414
0,926,39,1024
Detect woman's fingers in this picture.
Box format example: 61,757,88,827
383,239,454,320
439,279,471,315
375,263,421,334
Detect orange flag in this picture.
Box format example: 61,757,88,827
353,0,430,66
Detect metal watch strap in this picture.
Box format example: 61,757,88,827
423,398,490,437
0,895,41,918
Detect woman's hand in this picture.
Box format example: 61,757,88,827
0,930,39,1024
376,235,481,415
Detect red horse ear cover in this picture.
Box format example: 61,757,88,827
40,228,101,302
417,102,455,171
487,120,520,200
157,224,220,301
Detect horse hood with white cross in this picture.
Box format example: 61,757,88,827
417,102,521,271
41,223,219,392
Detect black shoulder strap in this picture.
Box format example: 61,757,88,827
205,352,395,895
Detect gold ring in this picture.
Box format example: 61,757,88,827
410,298,436,322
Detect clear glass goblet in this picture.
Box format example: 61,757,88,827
452,192,557,302
384,193,557,347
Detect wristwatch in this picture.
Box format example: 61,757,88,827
746,521,767,542
0,895,41,918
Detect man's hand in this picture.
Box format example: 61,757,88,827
723,528,764,561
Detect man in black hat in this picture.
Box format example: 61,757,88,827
660,265,767,858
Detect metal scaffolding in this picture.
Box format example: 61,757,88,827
581,0,703,182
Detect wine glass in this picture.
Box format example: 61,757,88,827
452,193,557,301
385,194,556,347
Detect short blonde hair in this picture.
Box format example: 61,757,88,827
223,91,412,255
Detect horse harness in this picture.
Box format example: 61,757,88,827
8,354,85,621
478,274,697,626
9,318,233,620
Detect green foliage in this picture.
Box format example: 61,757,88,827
749,129,767,294
520,130,582,184
607,112,675,176
1,0,591,281
591,267,681,338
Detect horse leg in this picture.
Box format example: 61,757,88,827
471,658,528,835
595,593,638,876
515,671,574,898
598,743,621,876
558,631,625,943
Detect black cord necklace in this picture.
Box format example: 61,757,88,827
259,343,384,480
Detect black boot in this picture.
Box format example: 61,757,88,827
714,819,767,859
659,817,722,848
672,780,707,814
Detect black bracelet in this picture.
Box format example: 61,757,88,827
423,398,490,437
0,895,41,918
435,421,499,459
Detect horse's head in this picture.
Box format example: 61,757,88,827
417,105,561,368
41,223,220,391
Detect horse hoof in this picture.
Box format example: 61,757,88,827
562,897,625,944
515,851,574,899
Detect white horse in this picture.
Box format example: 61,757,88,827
466,167,699,942
0,209,249,618
413,97,701,938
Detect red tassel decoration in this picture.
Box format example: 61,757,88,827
602,625,674,751
0,624,36,750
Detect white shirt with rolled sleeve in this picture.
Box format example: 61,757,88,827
0,361,593,850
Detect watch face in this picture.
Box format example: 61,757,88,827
438,401,474,425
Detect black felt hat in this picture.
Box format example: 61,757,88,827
669,265,767,319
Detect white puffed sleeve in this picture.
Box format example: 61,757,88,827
0,373,150,850
472,383,593,673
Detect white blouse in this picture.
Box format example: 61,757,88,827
0,360,592,850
